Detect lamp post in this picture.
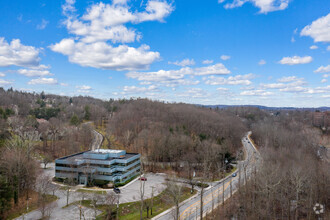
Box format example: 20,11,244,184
23,197,31,220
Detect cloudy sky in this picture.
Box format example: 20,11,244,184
0,0,329,107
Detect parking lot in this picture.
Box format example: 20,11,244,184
15,163,167,220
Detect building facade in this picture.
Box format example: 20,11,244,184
55,149,141,185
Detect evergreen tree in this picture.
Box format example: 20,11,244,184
70,114,80,126
84,105,91,121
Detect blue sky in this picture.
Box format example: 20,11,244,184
0,0,329,107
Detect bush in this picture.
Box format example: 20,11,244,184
93,179,109,187
115,174,139,187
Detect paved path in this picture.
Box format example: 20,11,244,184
154,132,261,220
91,129,103,151
15,165,166,220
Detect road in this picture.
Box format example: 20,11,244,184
91,129,103,150
155,132,261,220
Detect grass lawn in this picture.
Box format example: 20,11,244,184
76,189,107,195
72,187,196,220
7,194,58,220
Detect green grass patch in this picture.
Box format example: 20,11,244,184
76,189,107,195
225,166,237,177
74,187,196,220
7,195,58,220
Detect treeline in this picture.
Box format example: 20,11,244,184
0,88,118,126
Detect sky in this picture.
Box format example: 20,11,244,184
0,0,329,107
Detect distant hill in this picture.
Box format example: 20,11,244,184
203,105,330,112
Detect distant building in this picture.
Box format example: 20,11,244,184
55,149,141,185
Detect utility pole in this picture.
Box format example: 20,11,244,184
200,189,204,220
238,162,241,190
151,186,155,216
117,194,120,220
222,175,225,207
230,175,232,198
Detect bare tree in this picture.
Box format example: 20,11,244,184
90,193,102,219
42,153,52,169
36,174,57,219
165,176,183,220
104,192,117,220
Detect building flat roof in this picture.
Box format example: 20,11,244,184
91,149,124,154
56,151,139,163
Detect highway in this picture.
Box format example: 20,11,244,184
155,132,261,220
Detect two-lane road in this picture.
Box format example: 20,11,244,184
155,132,260,220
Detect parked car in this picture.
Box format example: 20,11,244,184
139,177,147,181
232,173,237,177
113,187,121,194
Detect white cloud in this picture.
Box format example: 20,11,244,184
177,88,208,98
127,63,230,85
205,73,254,86
76,85,92,90
76,85,92,93
323,74,329,78
260,83,285,89
194,63,231,75
169,58,195,67
279,56,313,65
303,85,330,94
220,0,290,14
127,68,187,82
240,90,273,96
0,37,40,67
0,72,5,77
216,87,229,91
52,0,173,71
310,45,318,50
36,19,49,30
122,85,158,94
220,55,231,60
202,59,213,64
258,59,266,65
279,86,306,93
62,0,76,16
50,39,160,71
63,0,173,43
314,65,330,73
261,76,305,90
17,65,53,77
28,78,58,85
328,46,330,51
301,13,330,43
277,76,301,83
321,79,327,83
0,79,11,86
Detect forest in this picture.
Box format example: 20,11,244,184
0,87,329,219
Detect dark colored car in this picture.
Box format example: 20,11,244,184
139,177,147,181
113,187,121,194
232,173,237,177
